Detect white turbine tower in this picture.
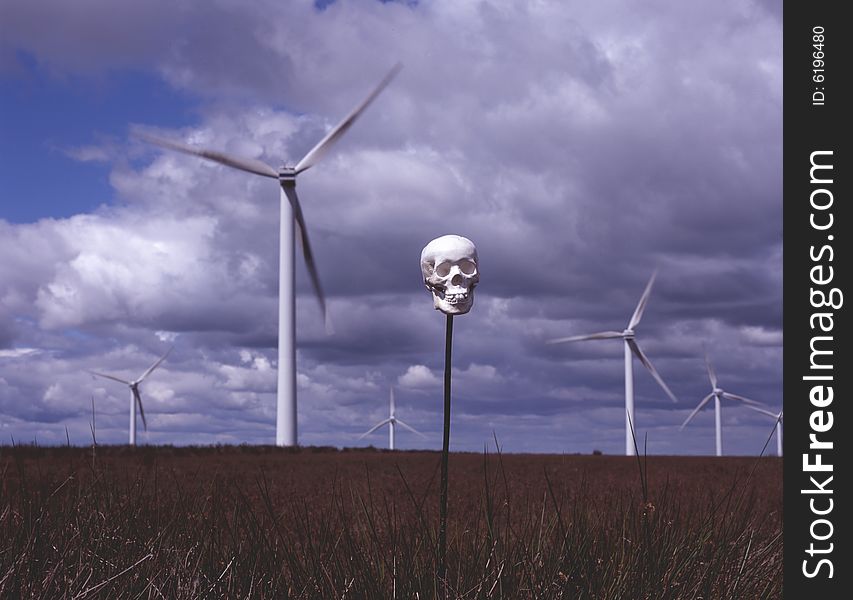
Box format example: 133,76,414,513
548,271,678,456
359,387,425,450
89,348,171,446
680,353,767,456
139,64,401,447
744,405,783,457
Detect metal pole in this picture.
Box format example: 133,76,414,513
277,183,297,446
714,395,722,456
624,340,635,456
438,314,453,586
129,389,136,446
777,418,783,457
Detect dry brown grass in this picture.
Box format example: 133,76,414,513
0,444,781,598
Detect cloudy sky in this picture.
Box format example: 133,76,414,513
0,0,782,455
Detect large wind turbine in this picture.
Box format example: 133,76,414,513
744,405,783,457
359,387,425,450
680,353,767,456
139,64,401,447
89,348,172,446
548,271,678,456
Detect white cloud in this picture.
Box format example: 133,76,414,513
63,144,112,163
0,348,40,358
398,365,440,389
739,325,783,346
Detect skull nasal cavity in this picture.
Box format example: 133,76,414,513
451,273,464,285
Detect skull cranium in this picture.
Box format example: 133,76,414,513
420,235,479,315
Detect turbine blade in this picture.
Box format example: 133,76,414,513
704,352,718,389
88,371,131,385
136,132,279,179
628,338,678,403
294,63,402,174
358,418,391,440
389,386,395,417
721,391,765,407
395,419,427,438
138,347,172,382
547,331,623,344
628,270,658,330
134,388,148,432
281,184,329,328
680,393,714,429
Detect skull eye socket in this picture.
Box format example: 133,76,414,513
435,262,451,277
459,259,476,275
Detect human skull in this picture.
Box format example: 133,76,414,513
420,235,479,315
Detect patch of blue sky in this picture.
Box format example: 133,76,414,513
1,52,198,223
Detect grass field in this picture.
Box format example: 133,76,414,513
0,445,781,598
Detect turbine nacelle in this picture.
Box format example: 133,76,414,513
277,168,297,183
622,328,636,339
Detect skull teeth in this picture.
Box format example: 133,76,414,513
445,292,469,305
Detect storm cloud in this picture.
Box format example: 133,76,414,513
0,0,781,454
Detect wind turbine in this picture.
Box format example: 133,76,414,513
89,348,172,446
359,387,425,450
548,271,678,456
680,353,767,456
744,405,783,457
138,64,401,447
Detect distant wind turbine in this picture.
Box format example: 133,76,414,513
744,405,783,457
359,387,425,450
138,64,401,447
89,348,172,446
548,271,678,456
680,353,767,456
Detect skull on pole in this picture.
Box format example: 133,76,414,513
420,235,479,315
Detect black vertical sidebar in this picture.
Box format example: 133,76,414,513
783,1,850,597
